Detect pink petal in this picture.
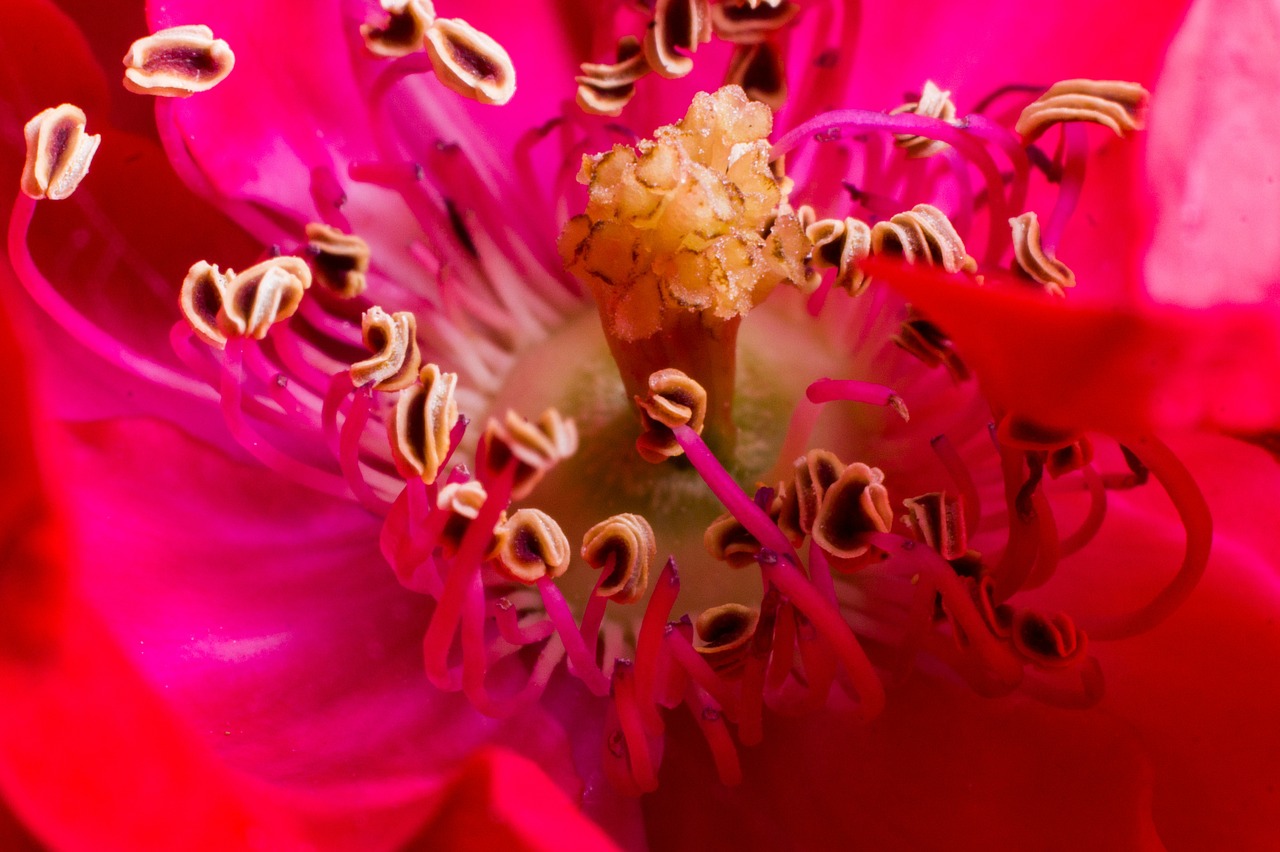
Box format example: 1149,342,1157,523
1145,0,1280,306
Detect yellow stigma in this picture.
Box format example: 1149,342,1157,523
558,84,807,450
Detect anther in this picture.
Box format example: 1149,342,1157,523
871,204,978,274
436,480,499,557
361,0,435,58
479,408,578,500
179,261,234,348
424,18,516,105
218,256,312,340
1011,609,1087,669
122,25,235,97
723,42,787,112
806,216,872,295
889,81,957,158
694,603,759,675
893,309,968,381
1009,212,1075,296
902,491,966,560
581,513,657,604
576,36,649,117
644,0,712,79
704,492,781,569
350,306,421,391
709,1,798,43
636,369,707,463
389,363,460,484
305,223,371,298
1015,79,1150,144
775,449,845,545
811,462,893,564
20,104,100,201
493,508,571,584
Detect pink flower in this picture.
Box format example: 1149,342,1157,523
2,0,1279,850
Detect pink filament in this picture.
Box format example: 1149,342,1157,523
764,602,798,696
1041,123,1087,254
1061,465,1107,556
1021,488,1061,590
684,684,743,787
664,627,740,718
991,444,1042,599
489,598,554,646
758,551,885,719
536,576,610,696
613,662,659,793
338,385,392,515
579,564,611,657
806,378,909,421
963,114,1031,231
635,559,680,732
1088,436,1211,640
931,434,982,537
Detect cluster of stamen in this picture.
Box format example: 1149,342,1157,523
11,6,1211,803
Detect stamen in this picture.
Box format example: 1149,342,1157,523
723,42,787,112
1011,609,1087,669
805,216,872,295
350,306,421,391
434,480,498,556
635,559,680,731
581,513,657,604
811,462,893,564
122,25,235,97
536,575,611,695
704,493,781,568
636,368,707,463
693,603,759,675
361,0,435,58
889,81,957,158
644,0,712,79
215,257,311,341
389,363,460,484
1015,79,1150,144
424,18,516,105
1009,212,1075,296
710,1,799,43
305,223,371,298
20,104,100,201
479,408,578,500
493,508,571,584
665,619,740,717
893,310,969,381
1060,465,1107,556
179,261,234,348
576,36,648,117
902,491,966,560
776,448,845,545
806,377,908,421
611,661,660,792
870,204,978,275
683,683,742,786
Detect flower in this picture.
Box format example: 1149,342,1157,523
3,0,1280,850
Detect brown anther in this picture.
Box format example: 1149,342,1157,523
480,408,578,501
1009,212,1075,297
305,223,370,298
724,41,787,112
811,462,893,563
888,81,957,158
807,216,873,295
776,449,845,545
581,513,657,604
705,490,782,568
390,363,460,484
710,1,798,43
1015,79,1150,144
1011,609,1087,669
871,204,978,275
635,369,706,463
424,18,515,105
218,256,312,340
902,492,966,561
20,104,100,201
694,603,760,675
436,480,501,558
576,36,648,117
493,508,570,583
1046,436,1094,479
644,0,712,79
893,308,969,381
122,25,235,97
350,306,422,391
361,0,436,58
179,261,234,348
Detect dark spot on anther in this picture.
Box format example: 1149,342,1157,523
145,46,223,78
814,48,839,68
450,40,500,82
445,199,478,257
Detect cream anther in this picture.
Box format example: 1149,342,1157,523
218,256,312,340
20,104,100,201
390,363,460,484
425,18,516,105
350,306,422,391
122,25,235,97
